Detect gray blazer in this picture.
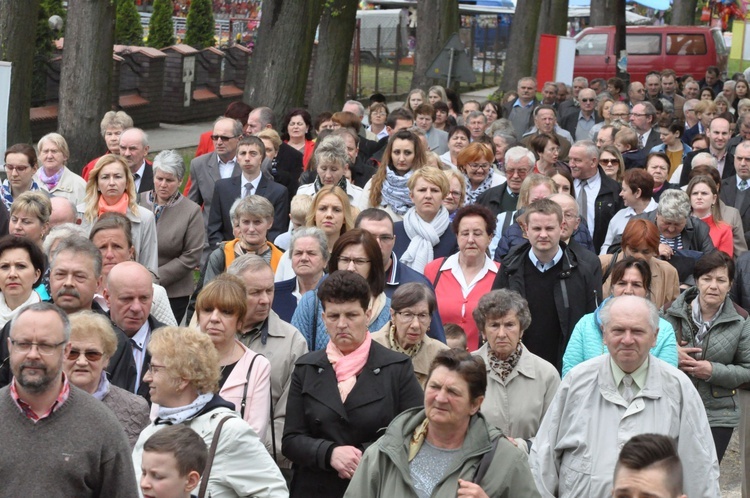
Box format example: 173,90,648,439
426,127,449,155
187,152,241,228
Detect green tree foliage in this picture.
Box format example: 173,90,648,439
185,0,215,49
115,0,143,46
147,0,175,48
33,0,65,104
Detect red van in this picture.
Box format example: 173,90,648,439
573,26,728,82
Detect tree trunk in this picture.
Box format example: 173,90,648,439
533,0,568,75
0,1,40,146
671,0,697,25
309,0,358,119
245,0,324,120
590,0,618,26
501,0,541,92
58,0,114,173
411,0,459,90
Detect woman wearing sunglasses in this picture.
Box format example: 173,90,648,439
63,311,150,448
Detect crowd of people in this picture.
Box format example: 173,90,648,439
2,66,750,497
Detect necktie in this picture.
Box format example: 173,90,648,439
622,374,635,404
244,183,254,197
740,179,749,191
578,179,588,224
638,134,645,149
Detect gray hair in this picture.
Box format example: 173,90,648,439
599,295,659,334
504,146,535,168
51,236,103,278
467,110,486,123
640,101,657,118
289,226,330,263
253,107,275,129
683,99,699,112
43,222,88,256
724,80,737,90
656,189,691,221
571,140,599,159
12,302,72,342
692,152,718,168
573,76,589,86
153,149,185,181
472,289,532,334
391,282,437,315
230,195,274,225
659,98,674,115
124,127,149,148
491,130,518,148
487,119,517,139
215,116,243,137
343,100,365,118
100,111,133,136
227,253,272,278
738,99,750,112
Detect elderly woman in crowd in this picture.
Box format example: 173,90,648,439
345,349,540,497
687,175,733,257
439,125,470,170
283,271,423,498
393,167,458,272
664,251,750,462
442,169,466,222
196,274,271,440
292,229,389,351
367,102,389,140
80,154,158,275
472,289,560,442
600,168,657,254
282,108,315,169
638,188,715,284
133,327,288,497
425,205,499,351
34,132,87,204
564,257,679,377
491,131,517,174
2,144,41,210
599,218,680,311
82,110,134,180
0,236,46,327
88,213,176,326
273,227,330,323
139,150,204,322
297,136,364,205
360,130,427,221
372,282,449,388
275,185,354,282
646,151,680,202
458,142,505,205
64,311,149,448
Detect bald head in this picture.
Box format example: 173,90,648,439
105,262,154,336
49,196,78,227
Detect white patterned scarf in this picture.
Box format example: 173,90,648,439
464,170,495,205
400,206,450,272
157,393,214,425
381,168,414,216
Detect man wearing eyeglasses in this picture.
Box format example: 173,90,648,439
560,89,599,142
0,302,138,496
188,117,243,246
355,208,445,343
629,102,661,151
477,146,535,218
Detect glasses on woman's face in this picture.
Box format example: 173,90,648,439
395,311,431,324
466,162,491,171
445,190,462,198
599,158,620,166
66,349,104,362
338,256,370,267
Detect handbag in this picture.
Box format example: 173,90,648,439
197,415,234,498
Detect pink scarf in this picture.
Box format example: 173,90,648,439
326,332,372,402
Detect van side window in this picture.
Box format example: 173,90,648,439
667,34,707,55
626,34,661,55
576,34,608,55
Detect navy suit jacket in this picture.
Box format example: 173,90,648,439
207,173,290,249
392,222,459,261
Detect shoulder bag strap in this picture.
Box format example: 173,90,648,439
431,257,449,288
473,436,501,484
240,353,263,419
198,415,234,498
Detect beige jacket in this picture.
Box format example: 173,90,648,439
372,327,449,388
35,166,87,205
600,253,680,311
473,343,560,440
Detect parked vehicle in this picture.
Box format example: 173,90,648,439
574,25,728,82
356,9,410,63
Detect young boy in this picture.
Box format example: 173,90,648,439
444,323,468,350
140,425,207,498
274,193,313,250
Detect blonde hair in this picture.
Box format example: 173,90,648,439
257,128,282,152
290,194,313,219
84,155,138,223
69,311,118,358
305,185,355,235
407,166,449,197
10,191,52,225
518,174,558,209
148,327,220,395
443,169,466,207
